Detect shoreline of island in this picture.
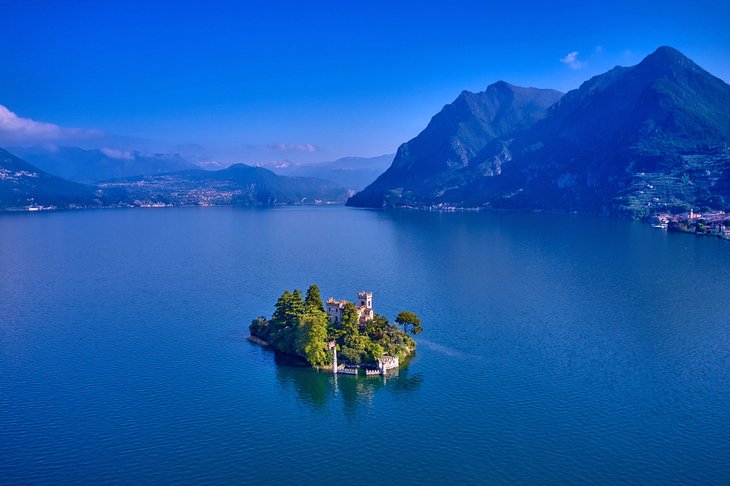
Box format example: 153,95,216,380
248,286,421,375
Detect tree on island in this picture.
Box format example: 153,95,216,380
296,311,329,367
305,284,324,312
396,311,423,335
364,314,388,340
341,302,359,333
269,289,305,354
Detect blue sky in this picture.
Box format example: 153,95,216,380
1,0,729,165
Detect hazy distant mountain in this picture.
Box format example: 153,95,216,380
1,148,350,210
99,164,350,206
0,148,104,209
347,82,563,207
262,154,394,190
9,146,197,183
348,47,730,217
196,160,228,170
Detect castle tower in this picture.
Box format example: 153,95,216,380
357,291,373,309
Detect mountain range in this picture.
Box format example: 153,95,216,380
97,164,350,206
0,149,349,210
348,47,730,218
4,46,728,217
260,154,394,190
8,146,197,183
0,148,109,209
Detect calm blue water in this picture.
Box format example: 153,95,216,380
1,206,729,484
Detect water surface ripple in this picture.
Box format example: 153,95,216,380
1,207,729,484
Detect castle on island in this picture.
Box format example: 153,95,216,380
326,291,374,324
324,290,399,376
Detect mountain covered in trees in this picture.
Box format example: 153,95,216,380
249,285,419,367
348,47,730,218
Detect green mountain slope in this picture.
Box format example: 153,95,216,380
347,82,563,207
348,47,730,218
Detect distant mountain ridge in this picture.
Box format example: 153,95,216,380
0,149,350,210
0,148,106,209
97,163,350,206
262,153,394,190
348,47,730,218
9,145,197,183
347,82,563,207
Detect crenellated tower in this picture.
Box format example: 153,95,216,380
357,291,373,309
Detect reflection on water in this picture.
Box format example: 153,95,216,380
272,351,423,412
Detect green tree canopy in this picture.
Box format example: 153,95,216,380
270,290,306,354
305,284,324,312
291,290,305,315
396,311,423,335
271,290,298,327
366,341,385,362
364,314,389,340
296,310,330,367
341,301,360,331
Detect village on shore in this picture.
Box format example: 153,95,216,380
651,209,730,240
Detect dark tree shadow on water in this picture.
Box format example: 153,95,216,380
274,352,332,408
271,351,423,412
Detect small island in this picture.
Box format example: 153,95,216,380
249,285,422,375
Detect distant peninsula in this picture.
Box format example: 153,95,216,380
249,285,421,374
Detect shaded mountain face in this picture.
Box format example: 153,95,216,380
467,46,730,216
347,82,563,207
0,148,105,209
265,154,394,190
98,164,350,206
349,47,730,217
8,146,197,183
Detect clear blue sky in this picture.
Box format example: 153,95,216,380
1,0,728,165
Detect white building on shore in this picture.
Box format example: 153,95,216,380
378,355,399,374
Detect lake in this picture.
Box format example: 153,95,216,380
1,206,729,484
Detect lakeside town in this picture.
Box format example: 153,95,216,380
652,209,730,240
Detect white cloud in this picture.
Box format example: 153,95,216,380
267,143,318,153
560,51,585,70
100,147,134,160
0,104,103,143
